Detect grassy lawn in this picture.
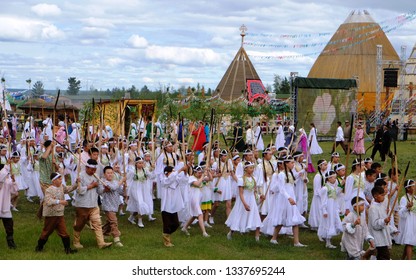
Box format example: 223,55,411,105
1,138,415,260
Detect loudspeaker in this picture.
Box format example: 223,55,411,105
384,68,398,88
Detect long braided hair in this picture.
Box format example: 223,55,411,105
317,159,326,187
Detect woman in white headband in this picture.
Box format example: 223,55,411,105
309,159,328,232
264,156,307,247
226,161,262,241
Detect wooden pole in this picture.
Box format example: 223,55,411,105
52,90,60,159
389,161,410,217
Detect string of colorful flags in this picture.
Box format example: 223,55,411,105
246,11,416,60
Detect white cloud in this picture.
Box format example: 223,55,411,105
31,3,62,17
0,16,65,41
107,57,125,67
145,45,222,66
142,77,154,83
177,78,195,84
127,35,148,48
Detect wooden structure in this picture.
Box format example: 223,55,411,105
92,99,157,136
214,25,266,102
18,98,79,125
308,10,400,112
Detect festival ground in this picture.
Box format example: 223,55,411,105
1,139,415,260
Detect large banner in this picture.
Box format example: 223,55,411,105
246,79,269,104
297,88,356,137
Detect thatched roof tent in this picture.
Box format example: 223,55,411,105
215,26,264,102
308,10,400,110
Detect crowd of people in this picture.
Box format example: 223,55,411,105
0,113,414,260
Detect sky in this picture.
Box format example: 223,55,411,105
0,0,415,92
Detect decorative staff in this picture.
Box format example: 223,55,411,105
389,161,410,217
52,90,60,160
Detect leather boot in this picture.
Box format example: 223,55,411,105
95,230,112,249
162,233,174,247
114,236,123,247
35,238,47,252
6,236,16,249
62,237,77,254
73,231,84,249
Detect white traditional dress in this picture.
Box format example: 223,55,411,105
308,127,323,155
126,166,151,215
308,172,324,229
254,125,264,151
274,124,285,149
317,181,343,240
225,175,262,232
261,170,305,235
396,193,416,246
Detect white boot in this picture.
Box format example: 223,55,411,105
137,218,144,228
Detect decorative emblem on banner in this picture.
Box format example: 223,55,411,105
246,79,270,104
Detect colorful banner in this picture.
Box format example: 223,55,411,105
246,79,270,104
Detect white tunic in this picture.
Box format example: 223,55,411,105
160,171,184,214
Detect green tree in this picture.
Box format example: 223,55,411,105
32,80,45,97
67,77,81,95
273,75,291,96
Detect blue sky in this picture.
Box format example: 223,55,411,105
0,1,415,92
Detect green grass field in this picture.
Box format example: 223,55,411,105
1,138,415,260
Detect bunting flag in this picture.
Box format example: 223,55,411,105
246,11,416,61
246,11,415,39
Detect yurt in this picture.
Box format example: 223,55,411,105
308,10,400,113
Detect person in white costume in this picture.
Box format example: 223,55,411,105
181,165,212,237
253,122,264,151
396,179,416,260
225,161,263,241
308,159,328,231
263,156,307,247
318,170,343,249
308,123,323,155
274,121,285,149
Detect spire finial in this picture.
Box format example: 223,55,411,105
240,24,247,47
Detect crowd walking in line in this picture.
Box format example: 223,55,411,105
0,111,412,260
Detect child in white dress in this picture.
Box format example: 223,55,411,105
333,163,346,217
181,166,212,237
308,159,328,231
126,156,151,228
225,162,263,241
397,179,416,260
318,170,343,249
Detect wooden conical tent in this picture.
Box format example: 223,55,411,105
308,10,400,111
215,40,262,102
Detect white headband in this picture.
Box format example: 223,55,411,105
52,173,62,181
352,200,365,208
86,163,97,168
244,162,255,168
